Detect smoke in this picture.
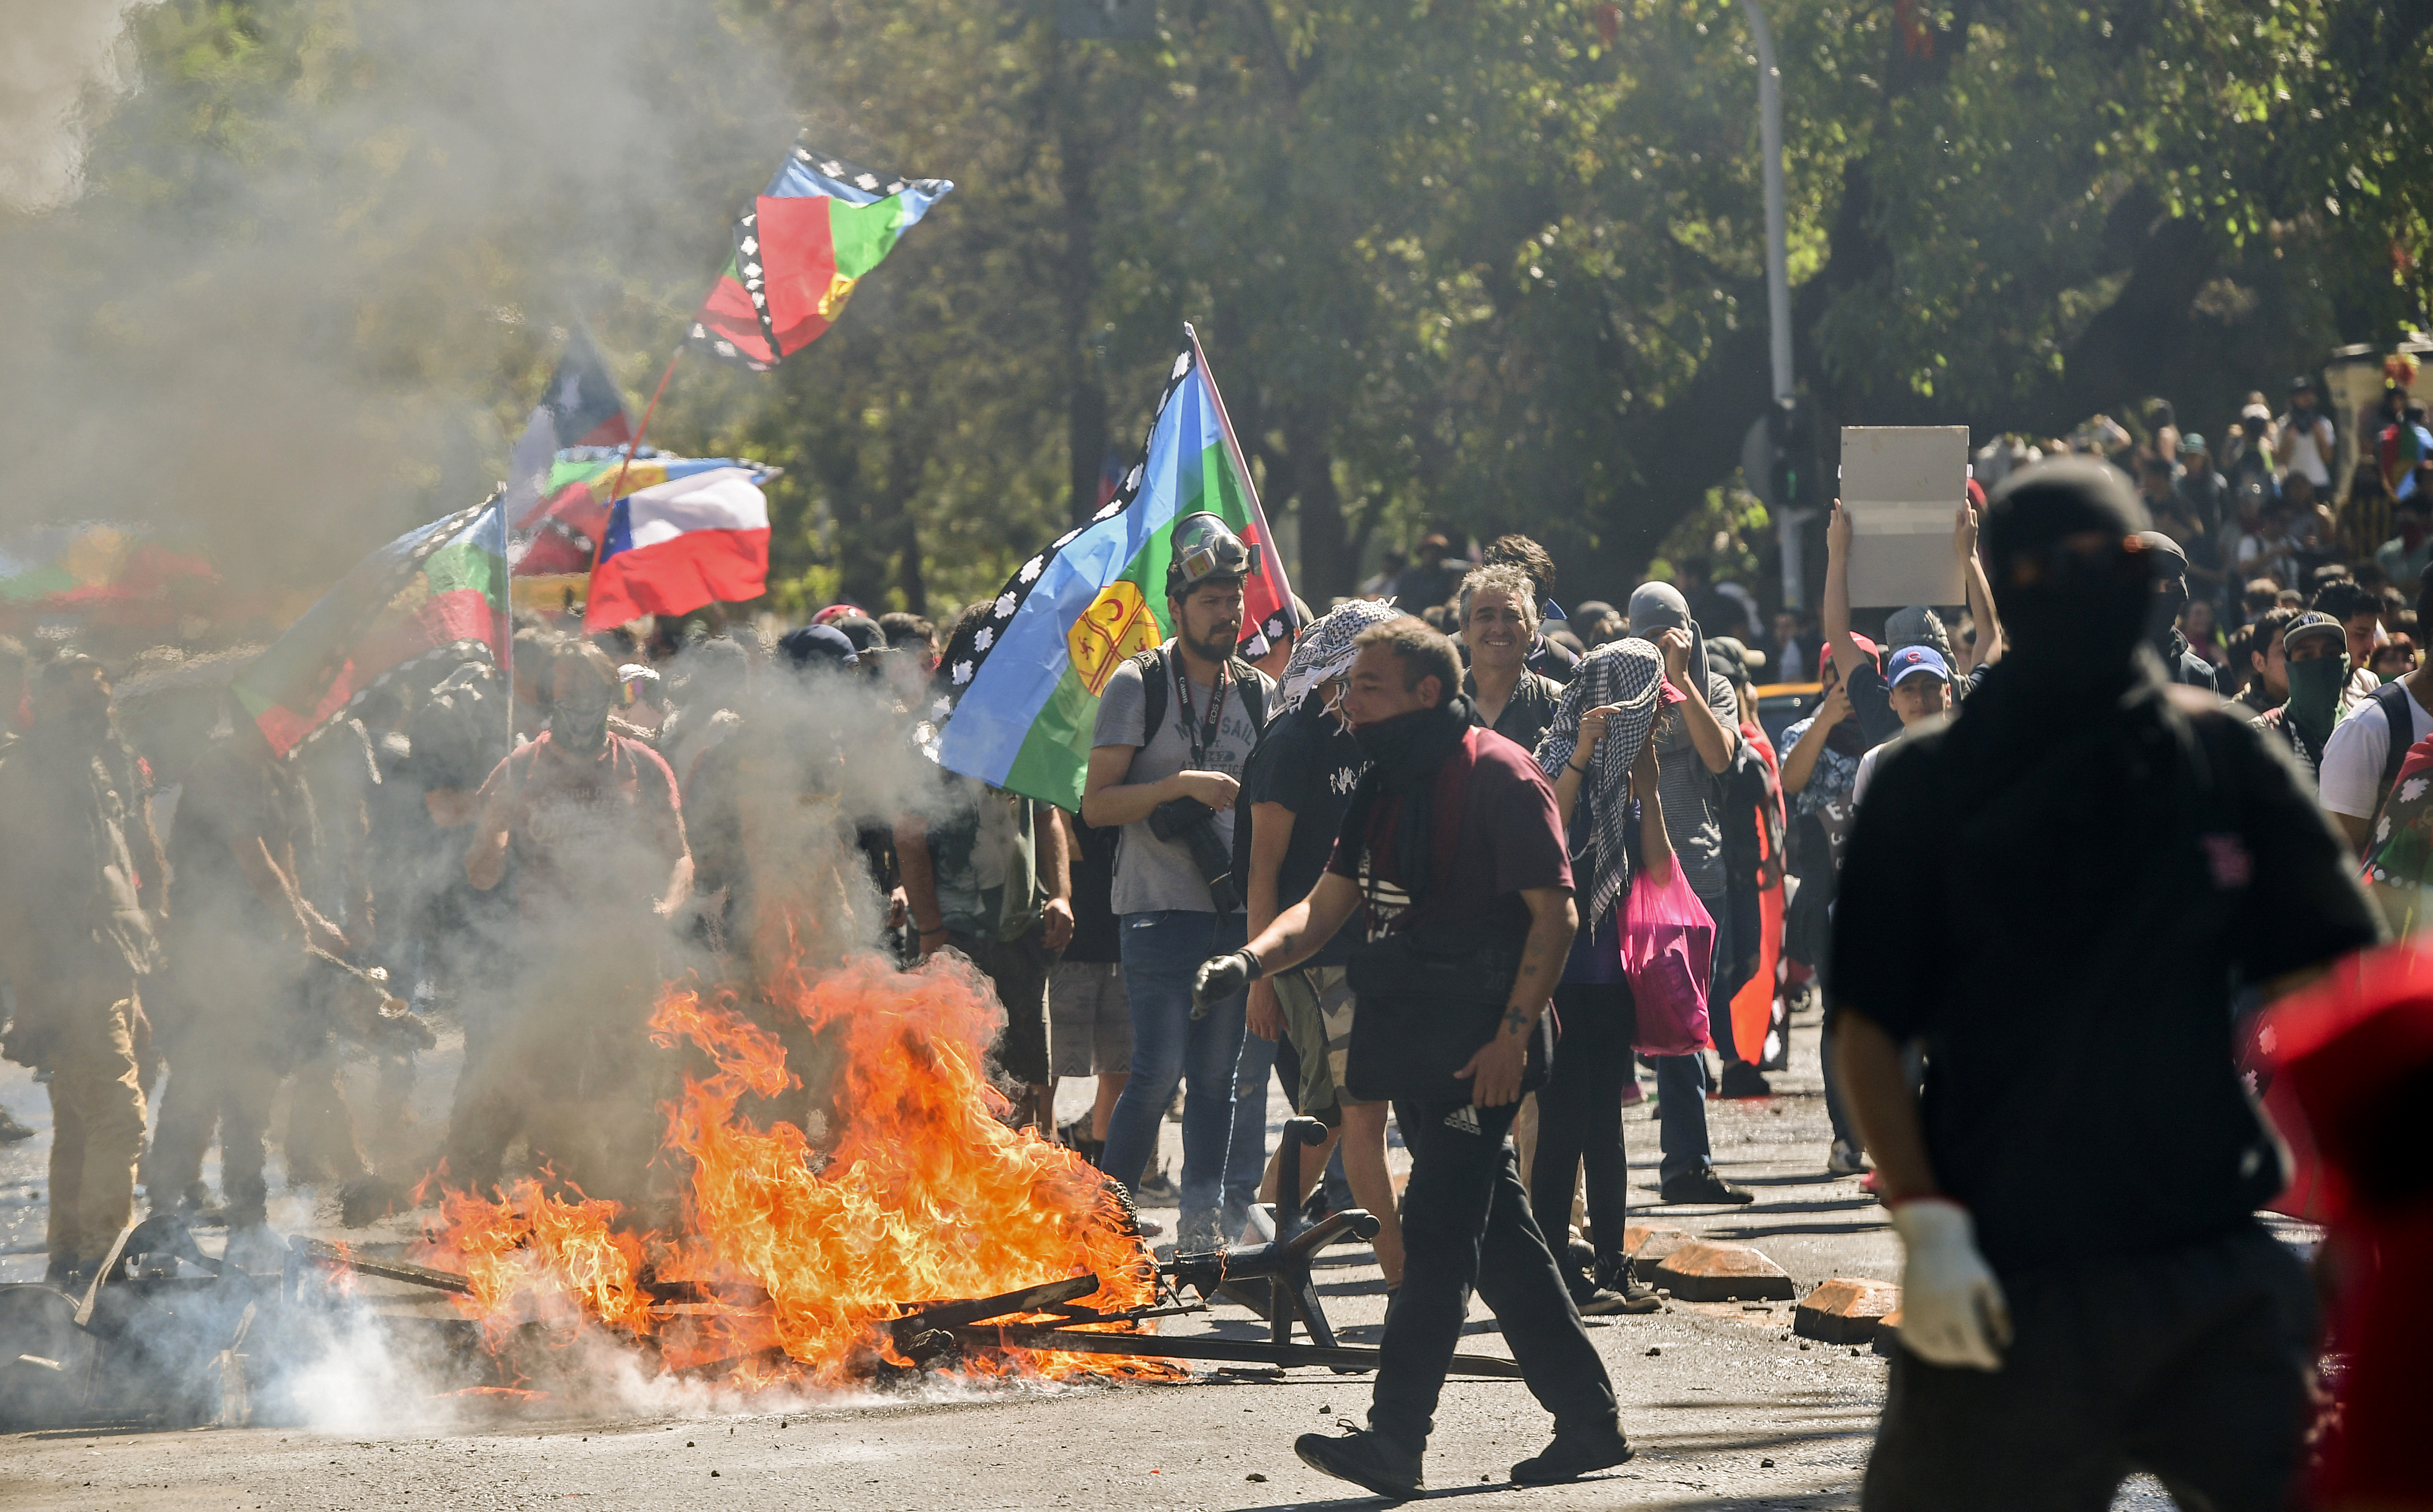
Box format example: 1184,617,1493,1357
0,0,153,212
0,0,798,595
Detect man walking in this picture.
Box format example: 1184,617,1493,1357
0,657,164,1283
1083,513,1275,1246
1831,458,2380,1509
1196,617,1629,1498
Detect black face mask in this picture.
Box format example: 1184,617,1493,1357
2147,576,2191,649
550,693,612,754
1996,542,2153,670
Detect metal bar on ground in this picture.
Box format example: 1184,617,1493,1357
289,1237,474,1296
956,1323,1527,1379
893,1274,1100,1332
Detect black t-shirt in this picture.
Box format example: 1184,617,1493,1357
1830,676,2382,1274
1065,811,1121,964
1234,700,1367,968
1326,727,1572,950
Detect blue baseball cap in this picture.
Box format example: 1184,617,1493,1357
1886,644,1951,687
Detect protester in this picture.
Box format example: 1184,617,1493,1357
2317,564,2433,852
1708,634,1790,1094
2250,612,2350,780
1047,807,1132,1176
1824,499,2003,750
897,612,1073,1131
1531,638,1671,1312
1479,534,1578,683
1230,597,1405,1280
0,656,164,1281
445,640,690,1212
1829,457,2381,1508
1389,533,1468,611
2275,374,2336,492
2310,576,2387,712
1778,640,1876,1176
1195,616,1631,1495
1459,564,1564,748
1622,580,1751,1204
1082,512,1274,1246
2228,605,2301,721
2136,531,2219,690
1850,646,1951,805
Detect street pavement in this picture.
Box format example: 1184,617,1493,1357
0,1002,2277,1509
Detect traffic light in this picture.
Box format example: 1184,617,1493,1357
1766,396,1809,516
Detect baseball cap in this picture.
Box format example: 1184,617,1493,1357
2283,611,2347,656
1886,644,1951,688
1818,633,1882,682
777,624,858,671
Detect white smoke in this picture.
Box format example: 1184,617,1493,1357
0,0,155,212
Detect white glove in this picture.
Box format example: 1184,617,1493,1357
1889,1197,2012,1371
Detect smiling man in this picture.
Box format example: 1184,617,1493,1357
1460,564,1564,750
1193,615,1628,1499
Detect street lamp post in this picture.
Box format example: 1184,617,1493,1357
1741,0,1806,609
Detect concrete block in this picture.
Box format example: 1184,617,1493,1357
1619,1224,1692,1269
1648,1240,1795,1302
1872,1307,1904,1357
1794,1278,1901,1345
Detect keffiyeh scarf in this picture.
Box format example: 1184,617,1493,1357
1533,638,1665,924
1280,598,1405,715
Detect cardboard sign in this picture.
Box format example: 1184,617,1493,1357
1841,426,1970,607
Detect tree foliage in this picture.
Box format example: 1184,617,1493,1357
8,0,2433,613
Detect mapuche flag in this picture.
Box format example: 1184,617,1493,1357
921,327,1299,810
688,138,952,371
232,497,509,757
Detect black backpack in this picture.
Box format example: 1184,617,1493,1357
2370,677,2418,819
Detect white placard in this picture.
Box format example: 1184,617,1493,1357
1841,426,1970,608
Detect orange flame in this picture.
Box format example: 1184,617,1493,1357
419,950,1178,1386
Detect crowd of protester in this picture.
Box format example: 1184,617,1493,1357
0,372,2419,1501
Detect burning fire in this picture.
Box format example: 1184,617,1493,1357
420,951,1175,1387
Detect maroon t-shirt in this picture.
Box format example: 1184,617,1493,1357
1326,726,1574,946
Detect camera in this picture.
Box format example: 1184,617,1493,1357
2241,415,2267,439
1149,795,1242,915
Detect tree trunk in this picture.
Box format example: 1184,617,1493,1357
1281,409,1351,601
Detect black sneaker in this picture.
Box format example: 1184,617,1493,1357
1511,1420,1634,1484
1295,1425,1423,1500
1717,1062,1772,1098
1660,1168,1755,1205
1569,1277,1660,1317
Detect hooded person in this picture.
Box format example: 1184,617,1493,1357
1882,606,1951,662
2137,530,2219,692
1826,456,2383,1510
1527,639,1673,1310
1620,580,1751,1203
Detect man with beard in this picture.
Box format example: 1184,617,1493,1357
1195,617,1628,1497
446,640,689,1210
1830,457,2381,1509
1084,513,1274,1247
0,657,165,1282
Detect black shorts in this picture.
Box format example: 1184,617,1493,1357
1865,1221,2315,1512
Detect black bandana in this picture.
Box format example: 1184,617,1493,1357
1346,694,1475,906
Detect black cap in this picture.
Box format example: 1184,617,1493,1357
2135,529,2189,578
777,624,859,671
1983,457,2152,576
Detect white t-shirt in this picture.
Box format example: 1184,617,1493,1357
1853,741,1890,807
2276,411,2335,489
2317,680,2433,819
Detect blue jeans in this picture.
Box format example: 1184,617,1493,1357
1103,910,1247,1246
1652,889,1727,1184
1226,1023,1278,1235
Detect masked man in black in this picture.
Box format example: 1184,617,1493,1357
2139,531,2219,691
1829,458,2381,1510
1194,616,1626,1499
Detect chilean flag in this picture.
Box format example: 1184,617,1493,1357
584,465,772,628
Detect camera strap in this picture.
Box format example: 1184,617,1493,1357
1168,650,1230,768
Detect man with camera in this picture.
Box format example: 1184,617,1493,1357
1194,616,1629,1499
1082,514,1277,1247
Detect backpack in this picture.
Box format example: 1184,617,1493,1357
2371,677,2418,818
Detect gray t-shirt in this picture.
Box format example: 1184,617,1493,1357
1091,648,1273,916
1652,668,1739,901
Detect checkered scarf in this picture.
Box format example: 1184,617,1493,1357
1533,638,1665,923
1280,598,1405,714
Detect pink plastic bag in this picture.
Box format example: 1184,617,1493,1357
1620,859,1715,1056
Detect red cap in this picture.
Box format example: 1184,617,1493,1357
1819,634,1883,681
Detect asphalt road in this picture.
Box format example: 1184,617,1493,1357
0,1003,2245,1509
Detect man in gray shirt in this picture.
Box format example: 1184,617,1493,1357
1626,582,1753,1205
1083,514,1277,1246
